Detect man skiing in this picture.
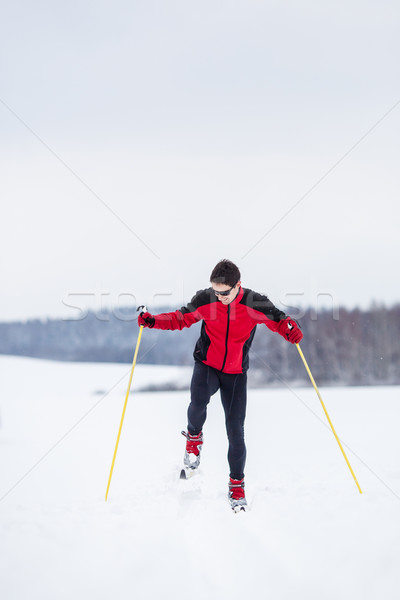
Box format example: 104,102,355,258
138,259,303,511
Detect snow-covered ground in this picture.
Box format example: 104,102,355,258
1,355,400,600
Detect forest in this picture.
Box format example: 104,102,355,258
1,304,399,387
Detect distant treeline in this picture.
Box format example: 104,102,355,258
1,304,399,386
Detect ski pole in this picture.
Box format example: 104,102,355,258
296,343,362,494
105,308,146,501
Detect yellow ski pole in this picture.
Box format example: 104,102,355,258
105,322,144,501
296,343,362,494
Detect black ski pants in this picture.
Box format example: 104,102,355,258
187,360,247,480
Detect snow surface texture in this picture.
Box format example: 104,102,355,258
1,355,400,600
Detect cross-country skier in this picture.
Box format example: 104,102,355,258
138,259,303,511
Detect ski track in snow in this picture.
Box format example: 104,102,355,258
1,356,400,599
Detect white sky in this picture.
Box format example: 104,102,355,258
1,1,399,321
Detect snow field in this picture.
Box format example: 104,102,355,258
1,356,400,599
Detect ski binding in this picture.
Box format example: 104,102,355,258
229,498,247,513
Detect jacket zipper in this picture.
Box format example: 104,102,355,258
221,304,230,372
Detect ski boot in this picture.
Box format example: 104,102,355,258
180,430,203,479
228,476,247,512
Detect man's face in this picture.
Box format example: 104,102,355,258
211,281,241,305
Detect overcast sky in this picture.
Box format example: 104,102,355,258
1,1,399,322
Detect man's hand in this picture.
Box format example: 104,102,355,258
138,311,155,328
277,317,303,344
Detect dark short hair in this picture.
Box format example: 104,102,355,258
210,259,241,287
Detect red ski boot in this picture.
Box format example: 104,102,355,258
228,477,247,512
180,430,203,479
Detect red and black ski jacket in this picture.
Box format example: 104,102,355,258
150,287,287,374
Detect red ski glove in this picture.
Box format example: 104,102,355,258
277,317,303,344
138,311,155,328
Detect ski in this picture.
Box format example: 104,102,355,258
179,466,198,480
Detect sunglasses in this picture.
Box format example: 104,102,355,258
213,284,236,297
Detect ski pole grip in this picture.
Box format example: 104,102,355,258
137,305,148,316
